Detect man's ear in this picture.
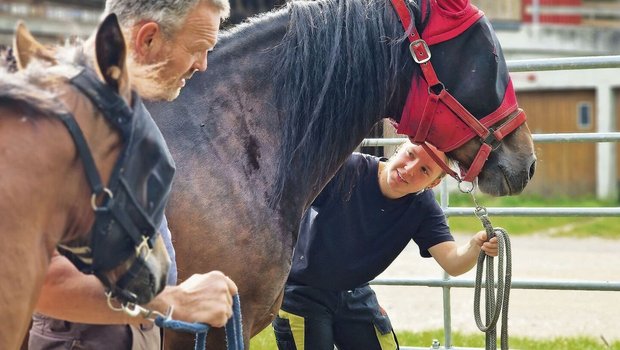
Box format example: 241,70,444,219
94,13,130,97
134,22,163,61
13,21,57,70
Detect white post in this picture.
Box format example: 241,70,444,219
596,85,617,200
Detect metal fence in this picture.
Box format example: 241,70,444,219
365,55,620,350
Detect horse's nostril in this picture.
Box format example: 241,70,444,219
528,159,537,180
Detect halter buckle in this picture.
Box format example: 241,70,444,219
135,235,152,260
409,39,431,64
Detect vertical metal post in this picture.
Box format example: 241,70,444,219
439,181,452,348
532,0,540,26
596,84,617,200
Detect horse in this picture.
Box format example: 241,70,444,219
0,15,173,349
146,0,537,347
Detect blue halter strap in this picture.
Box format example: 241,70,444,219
155,294,244,350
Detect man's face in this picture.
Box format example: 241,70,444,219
142,1,221,101
384,142,444,196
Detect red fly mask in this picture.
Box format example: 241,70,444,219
390,0,526,183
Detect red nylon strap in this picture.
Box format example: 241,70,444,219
389,0,416,41
413,93,439,143
439,90,489,138
461,143,492,182
390,0,442,88
418,54,441,87
492,108,526,141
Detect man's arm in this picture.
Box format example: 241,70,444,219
36,251,237,327
427,231,498,276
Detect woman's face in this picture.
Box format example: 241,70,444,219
384,142,445,196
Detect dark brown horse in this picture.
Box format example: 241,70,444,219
0,16,171,349
146,0,536,347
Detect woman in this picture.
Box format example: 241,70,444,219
273,141,498,350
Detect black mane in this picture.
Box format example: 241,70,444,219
272,0,428,204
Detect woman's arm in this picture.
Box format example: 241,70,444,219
428,231,498,276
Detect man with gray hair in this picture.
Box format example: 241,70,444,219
105,0,230,101
28,1,234,349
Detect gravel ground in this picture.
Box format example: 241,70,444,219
372,234,620,343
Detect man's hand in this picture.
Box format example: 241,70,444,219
150,271,238,327
472,230,499,257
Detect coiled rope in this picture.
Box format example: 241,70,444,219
473,206,512,350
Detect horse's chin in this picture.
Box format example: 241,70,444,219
104,237,170,305
477,171,512,196
478,163,532,197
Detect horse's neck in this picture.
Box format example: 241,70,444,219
58,88,123,241
0,84,121,244
175,2,411,224
268,0,414,213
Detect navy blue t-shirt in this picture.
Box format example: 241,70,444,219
288,153,454,290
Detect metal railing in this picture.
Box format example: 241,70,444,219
364,54,620,350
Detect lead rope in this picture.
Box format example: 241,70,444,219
467,188,512,350
154,294,244,350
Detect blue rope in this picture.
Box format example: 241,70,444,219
155,294,244,350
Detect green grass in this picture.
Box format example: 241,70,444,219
250,327,620,349
438,193,620,239
397,330,620,350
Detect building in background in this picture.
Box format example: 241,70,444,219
0,0,286,44
0,1,102,44
480,0,620,199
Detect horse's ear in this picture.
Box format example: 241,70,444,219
13,21,57,70
94,13,130,96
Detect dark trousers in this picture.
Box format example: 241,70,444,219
28,313,160,350
272,283,398,350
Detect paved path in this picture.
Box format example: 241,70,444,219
373,234,620,343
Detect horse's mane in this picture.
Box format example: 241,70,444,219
0,43,90,118
272,0,428,205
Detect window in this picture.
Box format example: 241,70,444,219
577,102,592,130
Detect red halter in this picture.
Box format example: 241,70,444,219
389,0,527,183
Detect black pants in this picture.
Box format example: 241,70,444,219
272,283,398,350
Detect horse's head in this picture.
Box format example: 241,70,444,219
12,15,174,305
393,0,536,196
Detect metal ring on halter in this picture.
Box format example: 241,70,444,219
90,187,113,211
135,235,152,260
458,181,475,193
